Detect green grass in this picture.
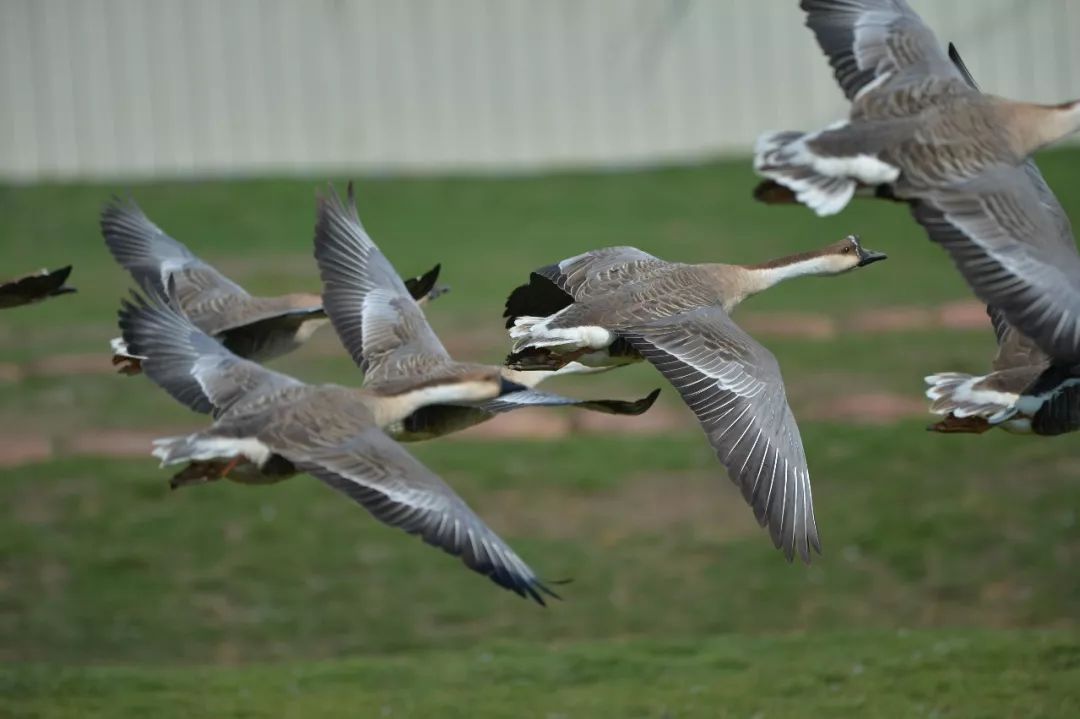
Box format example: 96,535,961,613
3,150,1080,715
2,147,1078,361
6,631,1079,718
4,432,1079,668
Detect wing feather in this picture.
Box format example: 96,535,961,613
801,0,963,100
313,184,452,384
622,307,819,562
913,167,1080,361
289,428,557,604
117,284,302,417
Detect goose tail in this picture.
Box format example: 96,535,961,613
753,125,899,216
924,372,1019,424
754,131,857,216
151,432,270,466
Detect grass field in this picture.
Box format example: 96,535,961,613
3,150,1080,717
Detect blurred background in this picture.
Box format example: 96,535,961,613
2,1,1080,717
2,0,1079,180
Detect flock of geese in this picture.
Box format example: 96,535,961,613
3,0,1080,603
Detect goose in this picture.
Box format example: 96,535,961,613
751,2,1080,436
919,46,1080,437
101,198,447,374
503,235,887,562
118,283,556,604
753,0,1080,366
925,306,1080,435
312,183,661,443
0,265,76,309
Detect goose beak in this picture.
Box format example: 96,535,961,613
499,377,529,395
856,248,888,267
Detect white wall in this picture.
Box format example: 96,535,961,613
1,0,1077,181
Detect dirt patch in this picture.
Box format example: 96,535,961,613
805,392,927,424
62,429,169,458
936,300,990,330
480,472,759,543
741,312,836,340
848,306,934,333
452,409,570,440
845,299,989,334
0,363,23,383
23,353,115,378
0,435,53,468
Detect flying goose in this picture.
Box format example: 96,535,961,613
925,306,1080,435
752,4,1080,434
118,283,556,604
504,236,887,562
312,183,660,443
918,46,1080,436
0,266,76,309
102,198,447,374
753,0,1080,365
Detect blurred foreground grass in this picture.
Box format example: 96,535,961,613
2,150,1080,715
7,631,1079,718
4,431,1079,666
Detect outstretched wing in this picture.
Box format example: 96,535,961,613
919,44,1073,367
313,184,453,386
403,264,449,305
532,246,665,300
622,306,819,563
801,0,965,100
279,426,557,604
912,166,1080,362
0,266,76,308
986,306,1048,373
101,199,250,322
117,282,302,417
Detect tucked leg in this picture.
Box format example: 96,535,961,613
927,414,992,434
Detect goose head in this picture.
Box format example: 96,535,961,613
748,235,887,288
820,235,889,273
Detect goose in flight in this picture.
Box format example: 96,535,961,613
312,183,660,443
752,1,1080,436
101,198,446,374
118,283,556,604
926,306,1080,436
915,46,1080,436
504,235,887,562
0,266,76,309
753,0,1080,366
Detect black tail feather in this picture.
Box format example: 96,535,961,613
503,271,573,329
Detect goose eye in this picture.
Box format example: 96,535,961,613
841,247,851,254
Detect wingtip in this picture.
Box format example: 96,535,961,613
530,576,567,606
786,531,821,566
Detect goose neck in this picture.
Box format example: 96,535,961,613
1009,100,1080,155
741,253,839,294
